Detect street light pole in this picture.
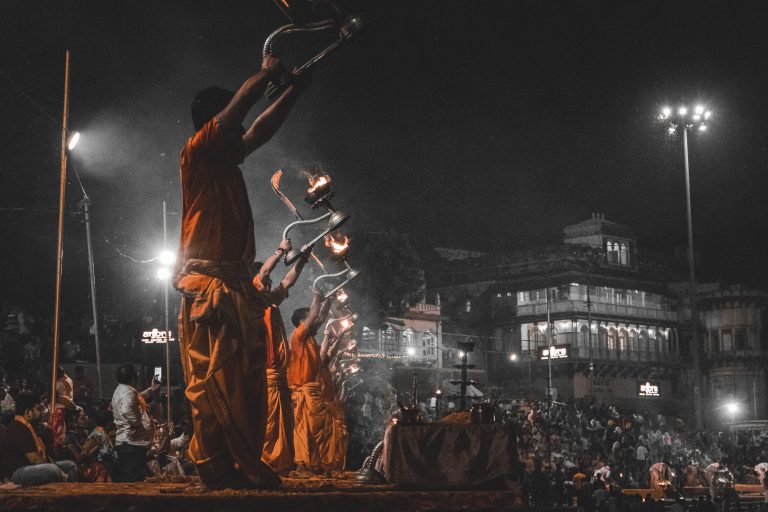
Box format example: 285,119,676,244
659,104,711,431
163,201,171,427
81,194,104,399
682,124,704,431
51,50,71,408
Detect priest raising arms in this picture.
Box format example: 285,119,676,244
175,55,308,490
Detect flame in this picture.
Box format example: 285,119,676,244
307,174,331,194
336,289,349,303
340,319,351,330
348,364,361,374
324,233,349,254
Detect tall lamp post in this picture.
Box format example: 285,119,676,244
725,402,739,464
156,202,175,428
659,104,712,430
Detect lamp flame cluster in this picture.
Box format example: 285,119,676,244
659,104,712,134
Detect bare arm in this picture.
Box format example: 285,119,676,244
258,239,292,282
305,293,333,335
243,81,306,156
320,325,334,364
280,252,308,290
217,55,283,133
58,395,78,410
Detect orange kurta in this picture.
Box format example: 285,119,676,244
256,278,293,472
176,116,273,486
288,322,347,472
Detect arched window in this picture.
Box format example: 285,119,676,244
530,325,543,349
638,330,648,361
362,326,375,349
648,329,658,360
618,329,627,355
628,329,638,360
598,327,607,358
619,243,628,266
658,329,668,353
607,328,617,359
383,326,398,353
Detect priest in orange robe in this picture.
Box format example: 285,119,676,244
252,240,309,473
288,292,348,473
175,54,308,489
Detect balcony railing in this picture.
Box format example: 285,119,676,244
516,301,677,322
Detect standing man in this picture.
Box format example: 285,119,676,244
111,364,155,482
174,55,308,489
287,291,336,473
253,239,309,473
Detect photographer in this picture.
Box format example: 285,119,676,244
110,365,157,482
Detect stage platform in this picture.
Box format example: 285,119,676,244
0,472,524,512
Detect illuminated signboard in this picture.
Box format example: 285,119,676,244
141,328,175,344
538,344,570,360
638,381,660,397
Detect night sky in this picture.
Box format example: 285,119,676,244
2,0,767,319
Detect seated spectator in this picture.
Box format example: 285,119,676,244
0,393,78,486
79,414,114,483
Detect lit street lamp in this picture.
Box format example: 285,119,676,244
725,402,739,463
156,267,172,281
659,103,713,430
67,131,80,150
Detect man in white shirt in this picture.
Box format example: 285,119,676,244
754,461,768,485
636,442,648,473
111,364,156,482
0,386,15,418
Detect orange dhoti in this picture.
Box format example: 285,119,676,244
291,381,347,472
176,262,271,485
262,368,294,473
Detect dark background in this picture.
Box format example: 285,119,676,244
1,0,766,322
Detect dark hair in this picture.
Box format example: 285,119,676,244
15,393,41,415
291,307,310,328
191,86,234,131
56,365,65,376
116,364,138,385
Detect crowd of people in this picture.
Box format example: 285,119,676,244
0,364,192,489
516,400,768,510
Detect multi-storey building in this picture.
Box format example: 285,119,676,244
680,283,768,425
358,302,443,366
430,214,768,425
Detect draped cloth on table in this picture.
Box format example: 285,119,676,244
382,423,518,488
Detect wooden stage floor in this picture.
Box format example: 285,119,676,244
0,472,524,512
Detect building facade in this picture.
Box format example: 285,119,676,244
430,215,768,426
